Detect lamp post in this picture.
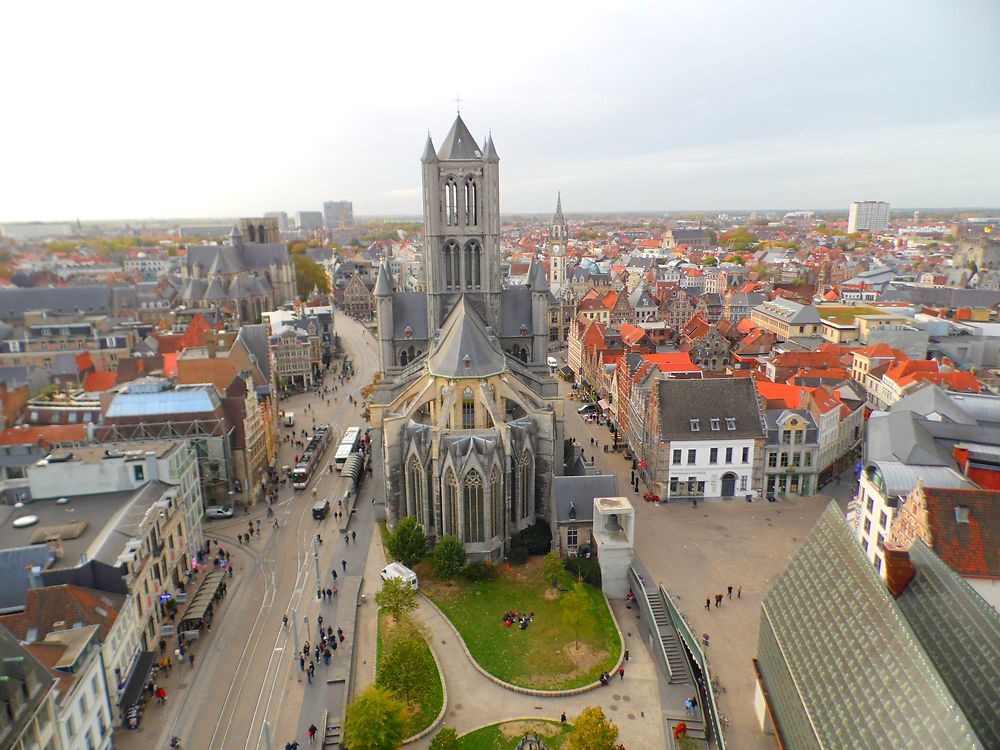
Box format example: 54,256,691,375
291,607,301,682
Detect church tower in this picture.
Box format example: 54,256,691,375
421,115,502,336
548,193,568,295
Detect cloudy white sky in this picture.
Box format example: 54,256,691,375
3,0,999,221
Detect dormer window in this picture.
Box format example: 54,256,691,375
725,418,736,430
690,419,700,432
463,354,471,369
710,418,720,431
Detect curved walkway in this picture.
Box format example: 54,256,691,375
405,594,666,749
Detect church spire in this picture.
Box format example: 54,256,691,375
421,131,438,163
554,192,565,224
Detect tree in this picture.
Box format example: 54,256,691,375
377,634,425,701
293,254,330,296
344,686,407,750
701,256,718,266
567,707,619,750
386,516,427,567
543,551,564,587
720,226,759,253
560,580,596,648
432,535,466,580
375,577,417,622
428,727,460,750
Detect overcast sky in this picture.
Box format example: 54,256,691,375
3,0,999,222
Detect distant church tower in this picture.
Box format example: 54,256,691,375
548,192,568,294
421,116,502,336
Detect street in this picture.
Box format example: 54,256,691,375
117,315,381,750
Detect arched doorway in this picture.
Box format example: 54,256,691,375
721,472,737,497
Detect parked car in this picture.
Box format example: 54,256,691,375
577,403,598,414
205,505,234,519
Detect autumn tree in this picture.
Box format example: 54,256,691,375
377,634,425,701
567,707,619,750
560,580,596,648
344,686,407,750
293,254,330,296
375,576,417,622
543,551,564,587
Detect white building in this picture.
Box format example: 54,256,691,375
847,201,891,233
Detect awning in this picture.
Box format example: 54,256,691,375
118,650,155,708
179,571,225,626
597,399,610,412
559,366,574,378
342,454,363,482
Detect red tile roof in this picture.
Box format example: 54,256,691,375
0,584,123,643
82,370,118,393
756,381,804,409
920,488,1000,579
0,424,87,447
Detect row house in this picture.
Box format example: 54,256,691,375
659,288,697,330
646,377,766,501
340,271,374,320
723,290,765,321
857,355,983,411
765,349,850,384
0,318,138,373
679,315,732,372
762,409,820,497
627,285,659,322
750,298,822,340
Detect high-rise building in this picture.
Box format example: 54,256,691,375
848,201,891,233
296,211,324,232
323,200,354,230
264,211,289,234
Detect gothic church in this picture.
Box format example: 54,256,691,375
371,115,562,562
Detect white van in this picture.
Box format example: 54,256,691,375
380,562,418,590
284,412,294,427
547,356,558,370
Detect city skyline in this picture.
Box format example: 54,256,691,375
2,0,999,222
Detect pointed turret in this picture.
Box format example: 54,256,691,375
554,192,565,224
421,132,438,163
229,225,244,250
437,114,483,160
374,260,394,297
527,257,549,292
484,132,499,162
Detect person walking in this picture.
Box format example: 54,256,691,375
618,666,625,680
307,724,318,744
560,712,567,723
188,653,195,668
337,627,344,643
727,585,733,599
737,585,742,599
624,648,630,662
299,654,305,671
714,593,723,607
341,559,347,572
705,597,711,611
306,662,314,684
351,530,356,542
331,569,338,581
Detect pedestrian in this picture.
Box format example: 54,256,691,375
705,598,711,611
715,593,723,607
341,559,347,572
560,712,567,723
344,534,349,545
307,724,318,744
228,565,234,578
727,585,733,599
307,663,314,684
299,654,305,671
685,698,694,716
159,638,167,654
618,666,625,680
326,587,333,599
188,653,195,668
331,569,338,581
274,518,279,529
337,627,344,643
324,650,330,666
737,585,742,599
624,648,630,662
351,530,356,542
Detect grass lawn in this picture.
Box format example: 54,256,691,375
817,305,878,324
418,556,620,690
458,720,572,750
375,610,443,737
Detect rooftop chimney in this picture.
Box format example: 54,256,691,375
883,542,916,598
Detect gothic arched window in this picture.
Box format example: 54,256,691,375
462,387,475,429
519,347,528,363
258,224,265,242
246,224,256,242
443,178,459,226
490,467,501,540
400,349,409,367
463,470,485,543
464,177,478,226
443,240,460,290
408,457,425,527
463,240,482,289
519,450,532,519
445,469,459,536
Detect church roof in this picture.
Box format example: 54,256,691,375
421,133,438,163
374,261,394,297
437,115,484,161
427,295,506,379
527,258,549,292
484,133,499,162
392,293,428,340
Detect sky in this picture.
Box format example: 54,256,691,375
2,0,999,222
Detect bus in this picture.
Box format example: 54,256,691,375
333,426,362,468
292,425,332,489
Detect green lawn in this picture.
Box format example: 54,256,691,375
375,611,443,737
419,557,621,690
458,720,572,750
817,305,878,324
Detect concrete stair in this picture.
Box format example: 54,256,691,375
323,718,342,747
647,594,689,684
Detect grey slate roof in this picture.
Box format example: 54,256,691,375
526,258,548,292
391,293,428,340
437,115,484,161
754,298,821,325
864,461,972,499
757,502,997,750
237,324,272,382
554,475,619,523
374,261,394,297
427,296,506,379
421,134,438,163
656,378,764,440
0,285,111,320
0,546,55,610
499,287,533,337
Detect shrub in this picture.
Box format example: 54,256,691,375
462,560,499,582
387,517,427,568
564,555,602,586
507,545,530,565
510,519,552,555
432,535,466,580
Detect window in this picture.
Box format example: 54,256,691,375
133,464,145,481
669,477,679,494
768,453,777,468
687,449,696,464
66,715,76,736
780,453,789,467
874,555,882,573
690,419,700,432
781,430,792,445
519,451,532,519
461,387,475,429
567,527,578,549
709,448,718,464
725,418,736,430
877,532,885,549
408,458,425,526
804,452,812,467
490,468,501,540
879,510,888,529
866,497,874,513
742,447,749,464
864,518,871,534
792,453,801,468
725,447,733,463
672,449,682,464
739,475,748,491
463,471,485,543
710,418,720,431
794,431,803,445
445,470,459,535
